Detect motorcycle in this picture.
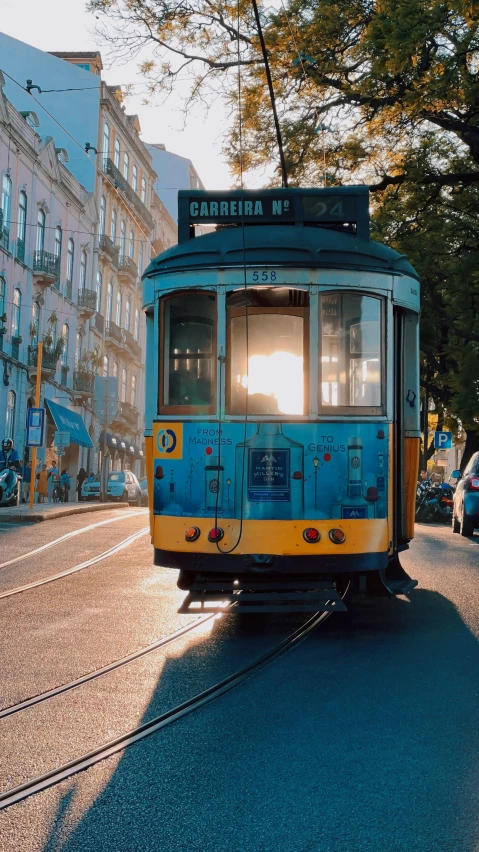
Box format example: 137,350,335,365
415,481,454,523
0,464,22,507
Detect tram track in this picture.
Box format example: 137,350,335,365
0,527,149,599
0,510,145,572
0,605,339,812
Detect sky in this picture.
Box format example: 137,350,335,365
1,0,234,190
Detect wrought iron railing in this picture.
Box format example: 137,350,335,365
33,250,59,278
60,365,69,386
124,328,142,361
102,158,154,229
0,226,10,252
65,280,73,301
78,288,97,312
118,255,138,280
73,370,95,395
11,338,21,360
16,238,25,263
106,321,123,345
28,345,59,371
92,312,105,335
99,234,119,266
118,401,139,429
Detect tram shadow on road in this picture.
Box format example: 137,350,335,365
42,588,479,852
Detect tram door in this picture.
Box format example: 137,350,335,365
394,307,420,547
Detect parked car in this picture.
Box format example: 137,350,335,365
81,473,101,501
107,470,141,505
451,451,479,536
139,477,148,506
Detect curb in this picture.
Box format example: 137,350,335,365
0,502,132,524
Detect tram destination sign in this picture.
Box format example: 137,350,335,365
178,187,369,242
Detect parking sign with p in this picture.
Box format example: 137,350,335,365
434,431,452,450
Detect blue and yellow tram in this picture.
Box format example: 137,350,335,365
142,187,420,610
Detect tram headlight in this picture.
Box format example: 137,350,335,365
208,527,224,543
303,527,320,544
329,528,346,544
185,526,201,543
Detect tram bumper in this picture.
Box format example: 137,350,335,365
154,547,389,574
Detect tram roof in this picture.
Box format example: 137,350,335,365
144,223,419,282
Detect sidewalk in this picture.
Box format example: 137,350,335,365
0,501,132,524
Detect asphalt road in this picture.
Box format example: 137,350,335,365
0,515,478,852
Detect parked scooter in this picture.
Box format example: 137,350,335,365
0,437,22,507
416,481,454,523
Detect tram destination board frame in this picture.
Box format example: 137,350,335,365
178,187,370,242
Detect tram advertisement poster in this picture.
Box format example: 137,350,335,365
153,422,388,521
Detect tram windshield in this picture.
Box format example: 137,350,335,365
228,292,307,415
320,294,382,409
161,292,216,412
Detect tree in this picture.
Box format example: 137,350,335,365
91,0,479,461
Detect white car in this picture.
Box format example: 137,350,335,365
107,470,141,505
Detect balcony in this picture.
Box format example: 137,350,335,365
11,337,22,361
0,225,10,253
102,158,154,230
73,370,95,397
78,288,97,317
111,400,139,430
105,320,125,350
16,238,25,264
32,250,59,287
124,328,142,361
118,255,138,284
27,344,59,381
92,312,105,335
99,234,119,267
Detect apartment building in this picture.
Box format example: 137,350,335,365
0,70,97,478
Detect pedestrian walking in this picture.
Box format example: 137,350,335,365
60,469,71,502
22,460,32,504
48,460,59,503
35,464,48,503
77,467,87,502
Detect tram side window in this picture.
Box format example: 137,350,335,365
161,292,216,412
320,294,382,409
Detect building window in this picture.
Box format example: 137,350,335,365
100,196,106,236
80,249,87,290
5,390,15,441
103,122,110,158
103,354,109,377
18,191,27,246
125,297,131,332
131,374,136,408
141,177,146,203
11,288,21,337
134,308,140,341
50,316,57,346
138,242,143,277
36,209,45,253
128,228,134,259
66,238,74,283
1,174,12,232
114,138,120,168
123,152,129,181
120,219,126,256
111,208,117,244
61,323,69,366
32,301,41,345
132,164,138,192
116,290,122,326
96,269,103,312
75,331,82,364
107,280,113,323
121,367,127,402
54,226,62,263
113,360,118,378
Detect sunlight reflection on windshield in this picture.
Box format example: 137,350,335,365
241,352,304,414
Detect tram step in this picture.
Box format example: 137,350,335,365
179,585,347,614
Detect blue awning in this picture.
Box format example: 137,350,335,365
45,399,93,448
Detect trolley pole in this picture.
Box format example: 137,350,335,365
29,342,43,509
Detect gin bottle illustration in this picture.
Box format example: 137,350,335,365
162,468,184,516
205,455,224,512
234,423,304,520
332,436,374,519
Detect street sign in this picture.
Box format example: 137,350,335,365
434,431,452,449
26,407,45,447
54,430,70,448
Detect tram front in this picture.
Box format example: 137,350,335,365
142,187,420,613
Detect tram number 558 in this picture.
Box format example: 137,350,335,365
251,270,277,282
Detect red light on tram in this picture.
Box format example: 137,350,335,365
208,527,224,543
303,527,320,543
329,528,346,544
185,526,201,542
